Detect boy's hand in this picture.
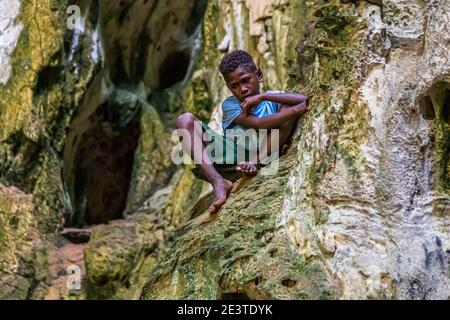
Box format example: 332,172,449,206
240,94,263,115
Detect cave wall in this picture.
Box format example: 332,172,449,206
141,0,450,300
1,0,449,300
0,0,92,299
0,0,208,299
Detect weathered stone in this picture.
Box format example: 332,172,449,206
141,151,340,299
141,0,450,300
2,0,450,300
0,0,23,85
84,215,166,299
0,184,44,299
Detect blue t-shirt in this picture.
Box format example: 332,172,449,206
222,91,282,133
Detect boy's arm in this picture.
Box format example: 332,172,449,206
241,92,308,114
234,101,307,130
262,92,308,106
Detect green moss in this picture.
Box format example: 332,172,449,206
124,100,176,215
427,82,450,194
339,146,362,185
0,0,99,241
308,160,326,190
84,215,164,300
382,0,403,27
433,114,450,193
297,1,361,85
141,151,339,300
185,76,213,122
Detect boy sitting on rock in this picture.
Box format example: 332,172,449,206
176,50,308,214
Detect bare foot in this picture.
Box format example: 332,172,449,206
236,162,258,177
209,178,233,214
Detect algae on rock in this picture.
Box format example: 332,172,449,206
1,0,450,300
141,0,450,300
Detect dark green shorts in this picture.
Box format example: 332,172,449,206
191,122,274,182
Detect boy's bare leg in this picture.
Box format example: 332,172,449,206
176,113,232,214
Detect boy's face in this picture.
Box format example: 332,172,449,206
224,67,263,102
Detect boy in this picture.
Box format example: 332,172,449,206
176,50,308,214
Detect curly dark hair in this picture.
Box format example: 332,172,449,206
219,50,257,76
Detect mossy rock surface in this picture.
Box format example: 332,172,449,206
141,149,340,300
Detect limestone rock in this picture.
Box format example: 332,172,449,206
141,0,450,300
84,215,167,299
0,0,207,299
141,151,340,299
1,0,450,300
0,184,44,299
0,0,23,85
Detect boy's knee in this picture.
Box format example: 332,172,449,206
176,112,196,129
